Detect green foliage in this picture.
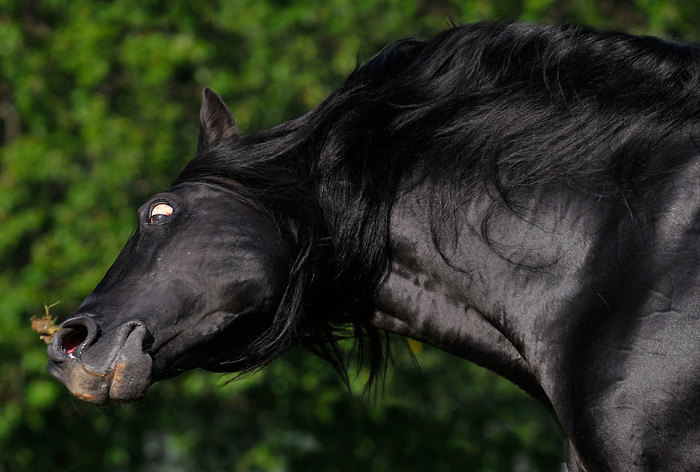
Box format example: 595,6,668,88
0,1,695,470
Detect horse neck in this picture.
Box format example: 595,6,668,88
368,141,693,402
369,130,700,458
368,178,601,407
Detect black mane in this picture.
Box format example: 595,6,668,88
175,22,700,383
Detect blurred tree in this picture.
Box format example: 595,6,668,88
0,1,695,470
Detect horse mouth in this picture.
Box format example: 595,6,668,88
46,320,154,405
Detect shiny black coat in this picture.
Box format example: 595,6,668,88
47,23,699,471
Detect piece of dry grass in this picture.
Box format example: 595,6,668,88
30,301,61,345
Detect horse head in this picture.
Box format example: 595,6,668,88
46,90,290,404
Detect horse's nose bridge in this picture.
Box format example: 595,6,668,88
53,315,100,358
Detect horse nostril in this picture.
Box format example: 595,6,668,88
56,315,98,356
62,325,88,355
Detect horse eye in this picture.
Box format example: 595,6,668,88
149,203,173,224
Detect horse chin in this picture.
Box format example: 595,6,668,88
47,322,154,405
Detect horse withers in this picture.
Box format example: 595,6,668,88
47,23,699,471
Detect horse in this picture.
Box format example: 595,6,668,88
46,22,699,471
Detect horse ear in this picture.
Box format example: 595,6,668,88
197,88,239,154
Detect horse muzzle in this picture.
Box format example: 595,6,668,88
46,316,154,405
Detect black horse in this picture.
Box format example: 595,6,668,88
46,22,699,471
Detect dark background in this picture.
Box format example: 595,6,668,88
0,1,697,470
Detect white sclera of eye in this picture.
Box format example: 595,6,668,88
150,203,173,219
